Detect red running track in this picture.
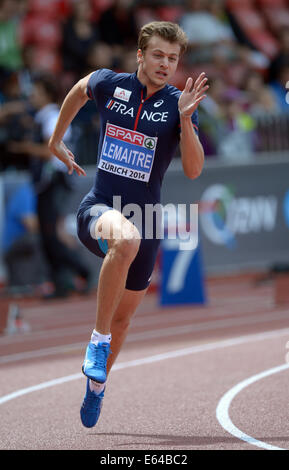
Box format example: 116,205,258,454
0,274,289,450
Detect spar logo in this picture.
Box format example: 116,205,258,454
200,184,278,247
106,123,144,145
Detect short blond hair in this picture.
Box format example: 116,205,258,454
138,21,188,56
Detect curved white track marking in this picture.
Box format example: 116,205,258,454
1,328,289,407
216,363,289,450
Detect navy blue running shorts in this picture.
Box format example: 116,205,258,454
76,197,160,291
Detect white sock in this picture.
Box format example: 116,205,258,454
89,379,106,395
91,329,112,346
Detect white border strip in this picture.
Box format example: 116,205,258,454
216,363,289,450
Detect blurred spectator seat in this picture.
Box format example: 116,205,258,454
189,61,248,88
255,0,289,28
97,1,138,47
20,15,62,49
249,31,280,59
262,6,289,33
91,0,114,21
188,63,222,83
228,7,266,30
226,62,250,87
170,66,188,90
28,46,62,74
135,7,159,29
226,0,255,8
227,6,280,58
180,6,235,46
27,0,71,20
255,0,287,6
156,6,184,23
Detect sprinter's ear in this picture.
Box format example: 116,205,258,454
137,49,144,65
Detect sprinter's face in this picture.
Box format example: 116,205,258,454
137,35,181,90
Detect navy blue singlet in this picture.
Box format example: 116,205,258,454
77,68,199,290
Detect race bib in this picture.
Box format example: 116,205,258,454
98,123,157,182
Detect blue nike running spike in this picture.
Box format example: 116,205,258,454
82,341,111,383
80,378,105,428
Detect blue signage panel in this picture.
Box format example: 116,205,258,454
159,239,207,306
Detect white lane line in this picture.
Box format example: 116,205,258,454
0,373,82,405
0,297,276,346
0,342,86,364
216,363,289,450
1,327,289,407
1,312,289,365
127,310,289,341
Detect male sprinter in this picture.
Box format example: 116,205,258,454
48,21,208,428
